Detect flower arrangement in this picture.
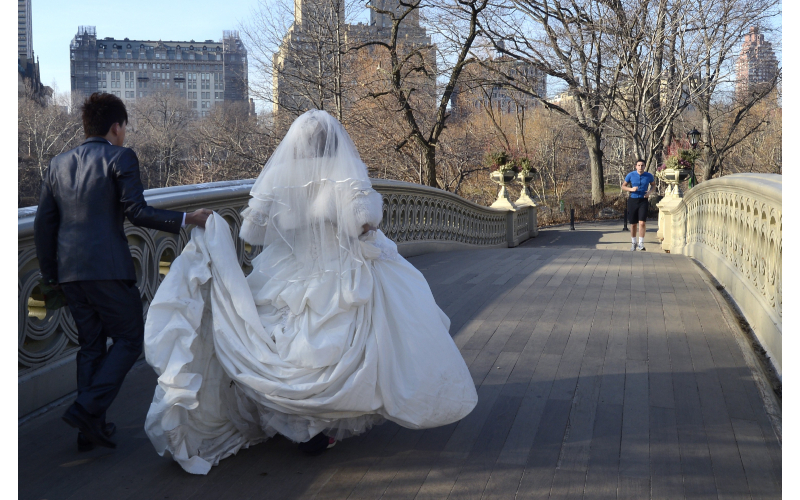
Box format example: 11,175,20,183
659,141,699,171
486,151,515,172
518,158,536,174
486,151,537,175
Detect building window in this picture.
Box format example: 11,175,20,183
191,101,197,108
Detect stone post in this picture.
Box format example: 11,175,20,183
490,170,517,211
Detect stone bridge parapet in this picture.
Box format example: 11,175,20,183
659,173,782,376
18,179,536,417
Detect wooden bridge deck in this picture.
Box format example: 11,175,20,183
18,222,781,499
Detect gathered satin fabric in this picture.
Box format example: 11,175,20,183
143,213,478,474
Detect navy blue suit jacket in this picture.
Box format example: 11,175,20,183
34,137,184,284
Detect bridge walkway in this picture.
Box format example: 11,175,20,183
18,222,781,499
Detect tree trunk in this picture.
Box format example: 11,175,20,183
580,129,605,204
700,112,719,180
424,145,437,187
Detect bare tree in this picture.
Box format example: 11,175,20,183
603,0,700,171
18,85,83,206
241,0,362,125
128,91,192,188
479,0,629,204
18,86,83,180
685,0,780,180
358,0,489,187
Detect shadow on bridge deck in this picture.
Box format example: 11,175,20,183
19,222,781,499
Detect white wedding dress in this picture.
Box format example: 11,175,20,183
143,110,478,475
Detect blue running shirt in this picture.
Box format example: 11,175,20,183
625,171,655,198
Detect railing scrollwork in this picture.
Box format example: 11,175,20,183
662,173,782,376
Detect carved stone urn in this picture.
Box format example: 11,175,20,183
657,167,693,198
515,170,536,207
489,169,517,210
656,167,692,243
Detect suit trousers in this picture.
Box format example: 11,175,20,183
61,280,144,418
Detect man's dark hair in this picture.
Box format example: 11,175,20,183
635,158,646,165
81,93,128,137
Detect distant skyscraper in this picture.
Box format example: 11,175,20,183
735,27,778,101
18,0,48,102
69,27,249,116
272,0,432,122
18,0,32,60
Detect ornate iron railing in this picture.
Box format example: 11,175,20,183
666,173,782,375
18,178,535,416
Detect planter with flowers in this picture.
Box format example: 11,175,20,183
657,146,699,198
487,151,518,210
515,158,537,207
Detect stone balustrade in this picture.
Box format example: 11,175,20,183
659,173,782,376
18,178,537,417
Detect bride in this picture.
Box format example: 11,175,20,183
143,110,478,475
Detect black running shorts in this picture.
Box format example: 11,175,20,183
627,197,648,224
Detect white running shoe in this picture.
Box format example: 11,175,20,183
630,242,637,251
637,244,646,251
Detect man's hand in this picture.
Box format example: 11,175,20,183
185,209,213,229
362,224,377,235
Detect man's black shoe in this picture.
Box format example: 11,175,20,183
62,403,116,449
298,433,335,456
78,422,117,452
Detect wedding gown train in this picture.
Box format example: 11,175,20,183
144,110,477,474
144,213,478,474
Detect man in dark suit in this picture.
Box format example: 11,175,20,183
34,93,212,450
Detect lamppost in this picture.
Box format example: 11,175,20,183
687,127,700,187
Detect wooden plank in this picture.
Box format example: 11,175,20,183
730,417,781,499
650,406,685,499
617,359,649,499
598,282,631,407
447,392,525,500
549,355,604,499
413,352,519,499
691,275,757,421
377,423,459,499
304,423,403,499
481,353,562,500
697,279,782,486
583,286,613,361
663,292,717,500
35,363,177,500
22,246,779,500
515,399,573,499
677,283,752,499
646,289,674,409
553,355,604,472
344,427,427,499
583,403,624,500
548,281,601,401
